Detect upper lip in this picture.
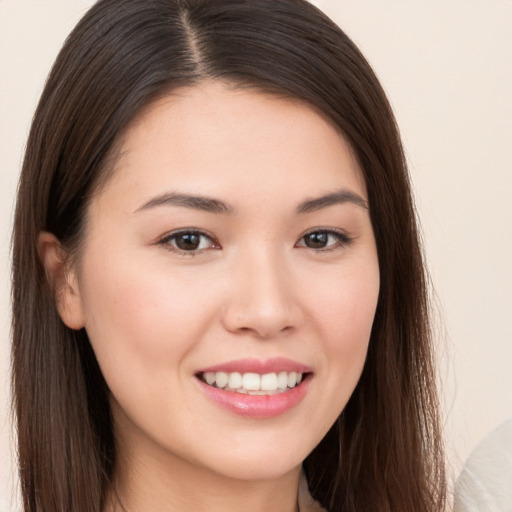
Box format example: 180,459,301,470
197,357,312,375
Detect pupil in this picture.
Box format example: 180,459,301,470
176,233,200,250
306,232,328,248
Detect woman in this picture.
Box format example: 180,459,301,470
11,0,446,510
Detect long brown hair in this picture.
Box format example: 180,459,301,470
12,0,446,510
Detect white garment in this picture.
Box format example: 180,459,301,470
454,419,512,512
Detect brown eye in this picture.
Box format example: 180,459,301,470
297,230,352,250
160,230,218,252
174,233,202,250
304,232,329,248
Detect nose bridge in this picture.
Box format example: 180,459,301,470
222,243,299,338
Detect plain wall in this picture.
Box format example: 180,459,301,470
1,1,511,510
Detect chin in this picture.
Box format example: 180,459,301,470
209,456,303,482
189,435,314,482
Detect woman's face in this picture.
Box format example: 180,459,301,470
63,82,379,482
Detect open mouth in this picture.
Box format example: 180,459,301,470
197,371,309,395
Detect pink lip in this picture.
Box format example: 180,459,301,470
196,375,311,419
195,358,312,419
197,357,311,374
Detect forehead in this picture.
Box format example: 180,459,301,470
95,81,367,212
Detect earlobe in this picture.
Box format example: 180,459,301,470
37,231,85,330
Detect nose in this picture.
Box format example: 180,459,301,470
221,249,301,339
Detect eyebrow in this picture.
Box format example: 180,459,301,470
296,189,368,213
135,192,237,215
135,188,368,215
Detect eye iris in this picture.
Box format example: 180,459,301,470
305,232,329,248
176,233,201,250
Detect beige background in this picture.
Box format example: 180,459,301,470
1,1,511,510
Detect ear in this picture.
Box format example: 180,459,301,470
38,231,85,330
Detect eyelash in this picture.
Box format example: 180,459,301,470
157,228,353,255
158,229,220,255
296,228,354,252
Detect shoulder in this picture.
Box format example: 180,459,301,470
454,419,512,512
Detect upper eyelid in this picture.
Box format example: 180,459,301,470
159,228,216,241
158,229,220,250
298,227,352,240
295,228,354,250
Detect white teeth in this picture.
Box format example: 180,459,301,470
228,372,242,389
287,371,297,388
215,371,228,389
260,373,278,391
277,371,288,389
201,370,305,394
242,373,261,391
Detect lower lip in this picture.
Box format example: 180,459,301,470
197,376,310,418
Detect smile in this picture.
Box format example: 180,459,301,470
195,358,312,418
198,371,304,395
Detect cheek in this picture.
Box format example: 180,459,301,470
291,260,379,438
77,258,221,437
308,259,379,400
312,261,379,346
78,256,218,383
